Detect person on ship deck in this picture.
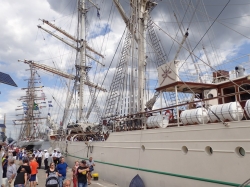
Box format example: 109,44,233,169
193,93,203,108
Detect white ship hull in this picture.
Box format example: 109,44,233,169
50,120,250,187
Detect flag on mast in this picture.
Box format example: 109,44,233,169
33,102,39,110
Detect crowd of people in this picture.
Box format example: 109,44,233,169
1,146,96,187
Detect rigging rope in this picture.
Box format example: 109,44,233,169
180,0,231,69
151,21,250,96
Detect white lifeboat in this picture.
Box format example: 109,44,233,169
147,114,170,128
244,99,250,118
180,108,209,125
208,102,244,122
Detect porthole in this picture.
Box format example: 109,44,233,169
141,145,145,151
182,146,188,154
208,93,214,98
235,147,245,157
205,146,213,155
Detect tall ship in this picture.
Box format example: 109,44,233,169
18,0,250,186
14,65,48,150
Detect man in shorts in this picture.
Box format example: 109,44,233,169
29,154,39,187
86,157,95,185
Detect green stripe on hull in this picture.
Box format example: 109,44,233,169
67,153,247,186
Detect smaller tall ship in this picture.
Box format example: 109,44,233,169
14,65,48,150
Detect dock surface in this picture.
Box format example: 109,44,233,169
36,167,118,187
14,160,118,187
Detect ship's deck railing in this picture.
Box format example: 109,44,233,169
49,130,58,136
102,89,250,132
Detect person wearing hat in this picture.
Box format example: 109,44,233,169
44,150,49,170
37,150,43,169
47,153,53,169
77,160,89,187
34,150,39,159
194,93,203,108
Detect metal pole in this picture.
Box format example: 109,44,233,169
175,86,179,126
3,114,6,133
160,91,163,126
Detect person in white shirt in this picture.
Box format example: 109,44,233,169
52,150,57,166
47,153,53,167
44,149,49,170
57,151,62,165
34,150,39,160
194,93,203,108
2,148,5,157
88,137,92,142
37,149,43,169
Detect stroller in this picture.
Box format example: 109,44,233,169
45,172,59,187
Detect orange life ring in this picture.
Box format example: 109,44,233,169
165,110,173,120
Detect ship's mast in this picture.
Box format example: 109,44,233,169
110,0,153,116
14,65,47,139
137,0,148,112
78,0,87,121
27,65,35,137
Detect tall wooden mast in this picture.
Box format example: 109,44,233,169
78,0,87,121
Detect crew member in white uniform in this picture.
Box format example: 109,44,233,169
52,149,57,166
34,150,39,160
194,93,203,108
56,151,61,165
44,149,49,170
37,150,43,169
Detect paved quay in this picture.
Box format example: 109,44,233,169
15,160,119,187
36,167,119,187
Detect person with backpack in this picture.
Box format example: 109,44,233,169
46,163,59,187
14,167,27,187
